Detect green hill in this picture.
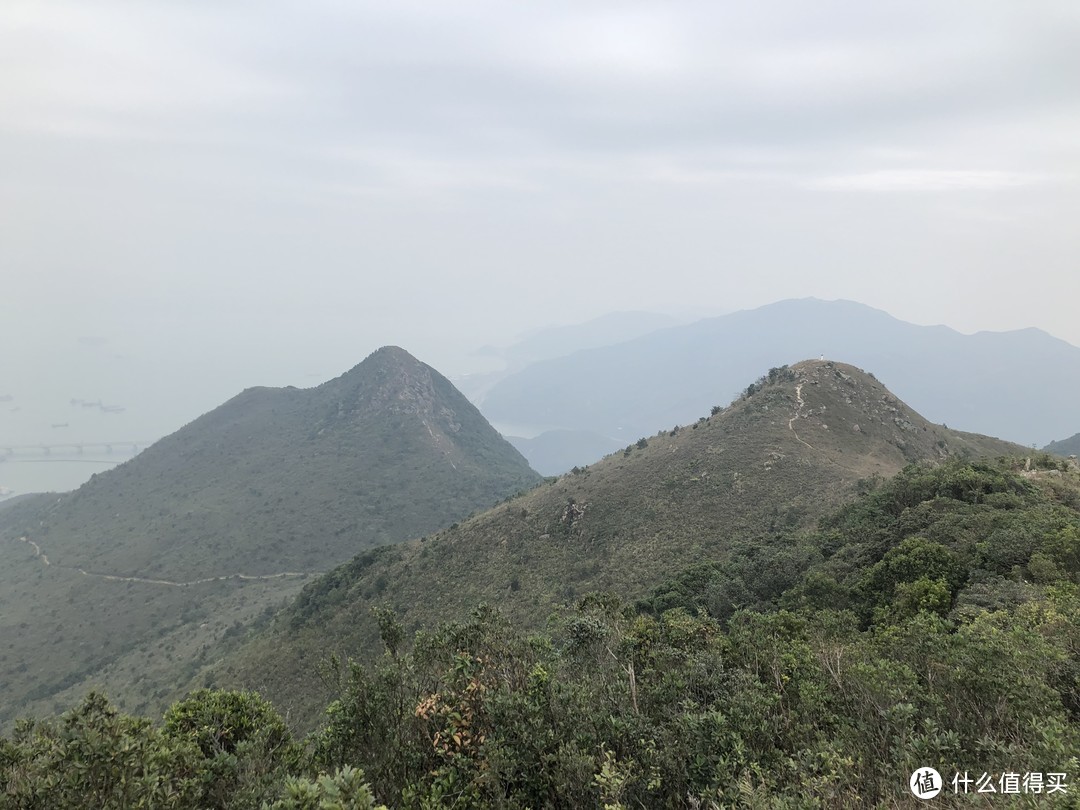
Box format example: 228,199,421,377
0,347,540,726
212,359,1027,727
1046,432,1080,458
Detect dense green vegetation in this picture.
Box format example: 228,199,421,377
4,459,1078,807
0,690,383,809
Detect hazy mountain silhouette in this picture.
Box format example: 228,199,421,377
480,299,1080,474
457,311,681,404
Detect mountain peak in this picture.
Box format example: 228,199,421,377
322,346,464,429
332,345,423,381
366,344,418,365
721,358,1022,476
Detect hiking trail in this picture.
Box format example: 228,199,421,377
787,383,817,451
6,535,315,587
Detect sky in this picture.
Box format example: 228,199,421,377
2,0,1079,490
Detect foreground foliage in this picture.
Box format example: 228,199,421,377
3,461,1079,807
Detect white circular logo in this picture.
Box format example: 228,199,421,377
910,768,943,799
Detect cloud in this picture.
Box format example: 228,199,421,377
3,0,1080,410
0,1,296,141
807,169,1050,192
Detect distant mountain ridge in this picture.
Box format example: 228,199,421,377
1046,432,1080,457
0,346,540,726
480,299,1080,472
455,311,682,405
476,310,681,372
214,359,1027,726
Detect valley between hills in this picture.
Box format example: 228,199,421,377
2,347,1078,808
207,359,1030,725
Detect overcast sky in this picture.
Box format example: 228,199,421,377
2,0,1079,469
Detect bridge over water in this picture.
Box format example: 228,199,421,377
0,441,156,460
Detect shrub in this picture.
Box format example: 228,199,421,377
162,689,302,809
266,766,387,810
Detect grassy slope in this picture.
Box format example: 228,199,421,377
0,494,47,513
214,360,1027,728
0,347,540,726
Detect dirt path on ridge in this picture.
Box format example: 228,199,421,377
787,383,817,451
5,535,315,588
787,379,859,473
